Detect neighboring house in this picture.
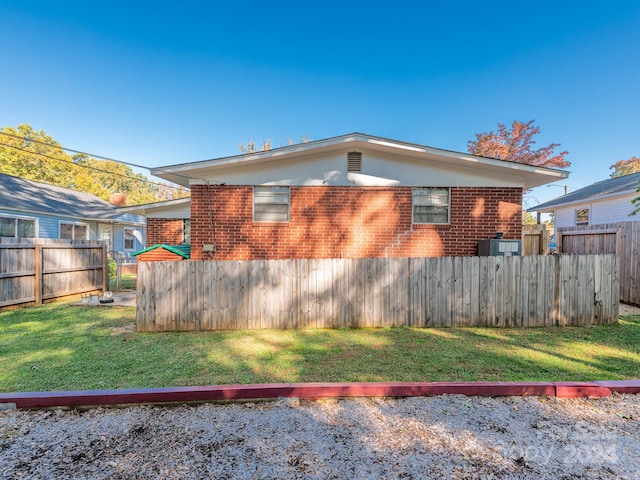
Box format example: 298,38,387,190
0,172,145,253
150,132,568,260
119,197,191,247
528,172,640,228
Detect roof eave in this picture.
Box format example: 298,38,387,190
527,189,637,212
151,133,570,188
117,197,191,214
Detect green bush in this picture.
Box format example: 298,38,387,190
108,259,117,278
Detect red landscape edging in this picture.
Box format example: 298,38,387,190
1,381,640,409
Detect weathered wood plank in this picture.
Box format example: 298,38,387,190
136,254,621,331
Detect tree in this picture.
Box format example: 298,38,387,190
0,123,188,204
0,124,77,186
610,156,640,178
522,211,538,225
468,120,570,169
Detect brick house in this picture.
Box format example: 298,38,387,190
151,133,568,260
121,197,191,247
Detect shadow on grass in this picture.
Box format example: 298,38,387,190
1,304,640,393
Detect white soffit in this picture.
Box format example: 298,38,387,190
151,133,569,189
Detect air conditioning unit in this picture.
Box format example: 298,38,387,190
478,239,521,257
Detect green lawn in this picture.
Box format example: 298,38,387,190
108,273,137,292
1,302,639,393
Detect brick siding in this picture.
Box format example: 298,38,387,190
146,218,183,246
190,185,523,260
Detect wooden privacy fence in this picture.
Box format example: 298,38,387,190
522,224,550,255
557,221,639,304
136,255,619,332
0,239,108,309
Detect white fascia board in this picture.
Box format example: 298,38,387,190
151,133,569,188
117,197,191,214
532,190,637,213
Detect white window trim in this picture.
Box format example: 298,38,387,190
123,227,137,251
575,208,590,226
412,187,451,225
0,214,38,238
59,221,89,240
253,186,290,222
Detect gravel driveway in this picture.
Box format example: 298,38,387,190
2,393,639,479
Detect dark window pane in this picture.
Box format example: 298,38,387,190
17,219,35,238
124,229,135,249
74,225,87,240
0,218,16,237
60,223,74,239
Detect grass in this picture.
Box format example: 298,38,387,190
108,273,137,292
1,302,639,392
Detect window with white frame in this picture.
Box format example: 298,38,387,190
124,228,136,250
60,222,88,240
253,186,290,222
0,215,36,238
576,208,589,226
412,188,450,224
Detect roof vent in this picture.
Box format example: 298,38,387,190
347,152,362,172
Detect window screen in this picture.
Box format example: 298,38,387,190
0,217,36,238
254,186,290,222
576,208,589,226
17,219,35,238
61,223,87,240
60,223,74,240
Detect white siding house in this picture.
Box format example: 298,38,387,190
529,172,640,228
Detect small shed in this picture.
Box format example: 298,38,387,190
133,244,190,262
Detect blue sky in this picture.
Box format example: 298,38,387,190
1,1,639,209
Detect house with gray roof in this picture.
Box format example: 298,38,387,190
0,172,145,253
529,172,640,228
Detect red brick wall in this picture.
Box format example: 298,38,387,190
146,218,183,246
190,185,523,260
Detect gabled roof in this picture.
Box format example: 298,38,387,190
0,172,141,222
528,172,640,212
151,132,569,189
132,243,191,258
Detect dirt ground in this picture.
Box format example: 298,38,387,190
619,303,640,316
2,393,639,479
2,301,638,478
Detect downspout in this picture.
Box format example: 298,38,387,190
205,180,216,257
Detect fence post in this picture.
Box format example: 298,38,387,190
34,243,43,305
102,244,109,293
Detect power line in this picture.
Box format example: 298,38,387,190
0,130,225,185
0,141,184,189
0,130,150,170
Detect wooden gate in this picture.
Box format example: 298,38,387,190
522,224,550,255
557,222,640,304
